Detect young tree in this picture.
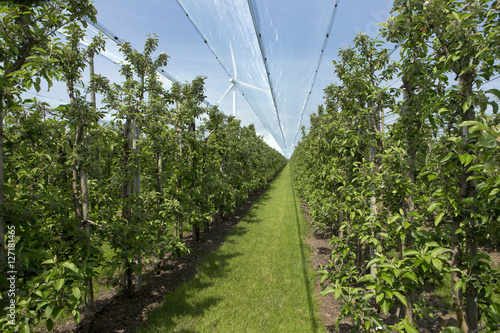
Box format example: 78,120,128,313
169,77,206,239
141,73,173,267
98,35,168,294
55,21,104,332
331,34,396,275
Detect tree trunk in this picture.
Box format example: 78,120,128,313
71,125,83,222
156,150,163,207
451,218,468,332
89,54,96,108
459,70,478,332
80,168,95,333
132,118,142,291
368,101,380,278
401,78,418,322
369,195,377,278
380,108,385,134
190,120,200,242
358,239,366,272
120,118,133,295
195,226,201,243
69,81,84,222
176,113,183,239
0,93,5,271
219,159,224,219
155,150,167,268
465,228,478,331
69,74,95,331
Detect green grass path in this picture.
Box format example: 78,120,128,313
138,164,327,332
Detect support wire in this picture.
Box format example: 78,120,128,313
246,0,288,155
292,0,341,150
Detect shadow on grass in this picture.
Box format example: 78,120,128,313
140,184,275,331
141,291,221,332
242,193,271,222
139,251,244,332
290,172,321,333
209,206,264,248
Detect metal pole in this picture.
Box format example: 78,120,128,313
232,89,236,117
89,53,96,108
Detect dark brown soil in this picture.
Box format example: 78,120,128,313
306,230,354,333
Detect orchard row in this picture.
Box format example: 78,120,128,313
291,1,500,332
0,1,287,332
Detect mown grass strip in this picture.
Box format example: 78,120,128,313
137,164,326,332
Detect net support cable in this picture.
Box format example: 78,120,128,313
291,0,340,149
246,0,288,155
82,19,214,108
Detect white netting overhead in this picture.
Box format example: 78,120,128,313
249,0,339,152
176,0,284,151
176,0,339,155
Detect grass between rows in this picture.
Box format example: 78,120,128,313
136,164,327,333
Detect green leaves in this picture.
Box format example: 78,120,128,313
45,303,54,320
432,258,443,271
479,132,497,149
380,272,394,287
434,211,445,226
393,291,407,306
358,274,375,283
54,279,64,291
62,262,79,273
458,153,473,166
427,201,440,213
402,319,419,333
46,318,54,332
462,96,473,113
486,88,500,101
72,287,81,300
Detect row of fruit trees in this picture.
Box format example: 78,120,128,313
291,0,499,332
0,1,287,332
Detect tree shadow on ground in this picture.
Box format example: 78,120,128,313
138,250,243,332
290,174,323,333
